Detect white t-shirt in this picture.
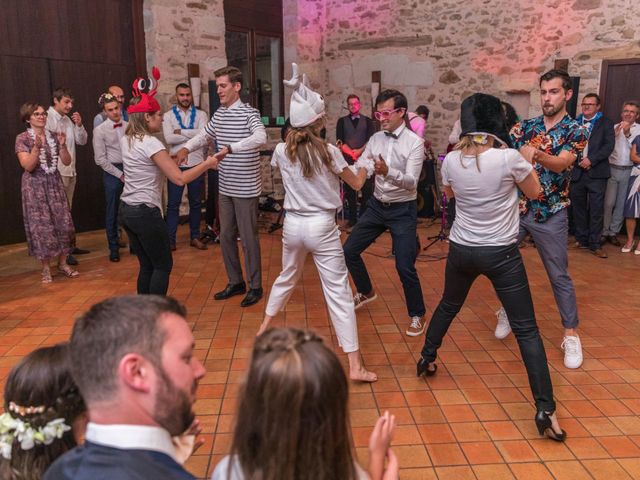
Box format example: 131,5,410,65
120,135,166,210
270,142,348,214
442,148,533,246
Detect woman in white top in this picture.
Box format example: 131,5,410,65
416,94,566,442
257,66,376,382
211,328,398,480
120,84,219,295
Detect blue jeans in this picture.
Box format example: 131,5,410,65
103,165,124,252
343,197,425,317
166,167,204,244
421,241,556,413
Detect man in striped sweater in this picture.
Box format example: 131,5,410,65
176,66,267,307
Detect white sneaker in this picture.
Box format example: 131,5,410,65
494,307,512,339
561,335,583,369
353,291,377,310
406,316,426,336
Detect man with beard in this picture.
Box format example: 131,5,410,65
494,69,588,369
45,295,206,480
163,83,209,251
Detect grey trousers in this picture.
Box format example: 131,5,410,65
519,209,579,329
218,194,262,289
603,165,633,236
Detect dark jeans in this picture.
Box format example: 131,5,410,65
166,167,204,243
119,202,173,295
570,176,607,250
103,165,124,252
204,169,219,229
420,241,555,412
344,177,374,222
343,197,425,317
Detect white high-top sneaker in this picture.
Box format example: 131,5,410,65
561,335,583,369
494,307,512,339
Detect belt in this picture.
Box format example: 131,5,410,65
374,197,413,208
610,164,633,169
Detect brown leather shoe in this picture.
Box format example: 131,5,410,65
591,248,608,259
190,238,208,250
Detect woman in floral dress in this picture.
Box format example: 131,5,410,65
15,102,78,283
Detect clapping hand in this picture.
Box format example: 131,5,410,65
374,154,389,176
368,411,398,480
172,419,205,465
57,131,67,146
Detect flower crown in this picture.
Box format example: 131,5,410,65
98,93,119,107
0,412,71,460
128,67,161,114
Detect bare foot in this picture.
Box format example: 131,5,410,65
256,318,271,337
350,367,378,383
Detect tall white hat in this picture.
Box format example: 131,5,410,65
284,63,325,128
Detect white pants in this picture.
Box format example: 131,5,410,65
265,211,359,353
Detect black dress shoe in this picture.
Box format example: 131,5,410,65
416,357,438,377
66,254,79,266
240,288,263,307
72,247,90,255
214,283,246,301
607,235,621,247
535,410,567,442
109,251,120,262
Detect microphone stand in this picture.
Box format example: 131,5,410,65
422,192,449,250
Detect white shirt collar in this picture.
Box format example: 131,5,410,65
225,98,243,110
85,422,176,461
47,106,63,121
390,123,406,137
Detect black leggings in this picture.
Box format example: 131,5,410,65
120,203,173,295
420,241,555,413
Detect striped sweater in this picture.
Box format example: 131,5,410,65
184,99,267,197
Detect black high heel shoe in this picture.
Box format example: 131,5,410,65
417,358,438,377
535,410,567,442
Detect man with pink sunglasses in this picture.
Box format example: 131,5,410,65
343,89,427,337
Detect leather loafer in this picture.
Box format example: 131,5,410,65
214,283,246,301
66,254,78,266
240,288,263,307
190,238,208,250
109,251,120,262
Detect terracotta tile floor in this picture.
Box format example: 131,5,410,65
1,218,640,479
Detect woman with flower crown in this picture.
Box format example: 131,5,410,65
0,343,86,480
15,102,78,283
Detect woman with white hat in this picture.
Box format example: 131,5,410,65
257,65,377,382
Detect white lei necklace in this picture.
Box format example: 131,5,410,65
27,128,59,174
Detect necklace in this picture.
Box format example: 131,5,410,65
172,105,196,130
27,128,59,174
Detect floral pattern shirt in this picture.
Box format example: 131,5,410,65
510,114,587,222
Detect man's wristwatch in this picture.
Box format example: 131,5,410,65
225,144,233,154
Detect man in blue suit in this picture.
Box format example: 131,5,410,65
44,295,206,480
571,93,616,258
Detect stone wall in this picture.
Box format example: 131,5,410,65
283,0,640,152
143,0,227,113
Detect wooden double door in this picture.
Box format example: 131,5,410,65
0,0,145,245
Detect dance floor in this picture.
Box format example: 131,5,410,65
1,218,639,479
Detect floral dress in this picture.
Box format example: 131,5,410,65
15,131,75,260
623,136,640,219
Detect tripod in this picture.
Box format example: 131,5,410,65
423,192,449,251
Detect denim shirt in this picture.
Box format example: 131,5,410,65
511,114,588,222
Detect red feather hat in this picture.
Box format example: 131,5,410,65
127,67,161,114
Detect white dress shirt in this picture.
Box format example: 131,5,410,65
162,105,208,167
609,122,640,166
361,124,425,203
93,118,127,178
85,422,176,461
46,106,88,177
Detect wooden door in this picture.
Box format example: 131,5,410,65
599,58,640,122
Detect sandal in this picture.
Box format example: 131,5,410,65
58,264,79,278
41,268,53,284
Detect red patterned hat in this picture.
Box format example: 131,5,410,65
128,67,161,114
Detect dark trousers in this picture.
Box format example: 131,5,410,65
103,165,124,252
166,168,204,244
120,203,173,295
570,176,607,250
204,169,219,229
343,197,425,317
421,241,555,412
344,177,374,222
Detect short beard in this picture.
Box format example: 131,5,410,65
179,100,192,109
542,102,564,118
152,366,197,436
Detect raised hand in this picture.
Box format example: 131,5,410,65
71,112,82,127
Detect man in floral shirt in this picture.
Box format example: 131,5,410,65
494,69,588,370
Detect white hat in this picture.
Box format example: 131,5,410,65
284,63,325,128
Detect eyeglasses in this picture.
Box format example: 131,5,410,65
32,112,48,117
374,108,402,120
581,103,597,107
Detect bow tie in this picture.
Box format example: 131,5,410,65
113,123,123,128
384,131,398,139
